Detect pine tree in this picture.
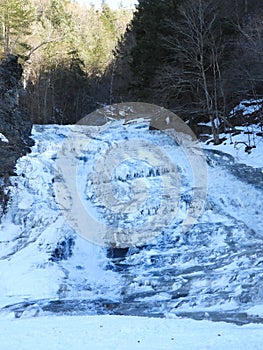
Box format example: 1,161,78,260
101,3,116,39
129,0,176,94
0,0,34,55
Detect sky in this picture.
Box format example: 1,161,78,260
76,0,138,9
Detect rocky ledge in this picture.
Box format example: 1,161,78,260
0,54,33,215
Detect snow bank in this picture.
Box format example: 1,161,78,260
203,126,263,169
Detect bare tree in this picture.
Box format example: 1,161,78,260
235,12,263,99
157,0,229,144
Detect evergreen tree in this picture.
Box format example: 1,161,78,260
126,0,261,142
129,0,177,94
101,3,116,39
22,0,132,123
0,0,34,55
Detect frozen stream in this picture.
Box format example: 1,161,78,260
0,120,263,325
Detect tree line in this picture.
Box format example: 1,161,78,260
0,0,132,124
111,0,263,143
0,0,262,143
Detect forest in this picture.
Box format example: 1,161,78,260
0,0,263,143
0,0,133,124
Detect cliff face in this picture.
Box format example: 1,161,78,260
0,54,33,214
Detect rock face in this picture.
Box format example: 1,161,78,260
0,54,33,215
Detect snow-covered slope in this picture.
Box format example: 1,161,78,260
0,118,263,326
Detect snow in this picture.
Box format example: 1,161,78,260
203,126,263,169
0,132,8,143
247,305,263,318
0,121,262,313
230,99,263,117
0,315,263,350
0,124,122,306
0,101,263,348
54,120,207,247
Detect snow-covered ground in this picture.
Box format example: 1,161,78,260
1,314,263,350
202,125,263,169
0,102,263,348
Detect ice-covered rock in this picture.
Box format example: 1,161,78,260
0,120,262,325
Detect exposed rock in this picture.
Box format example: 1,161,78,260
0,54,33,216
50,237,75,262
